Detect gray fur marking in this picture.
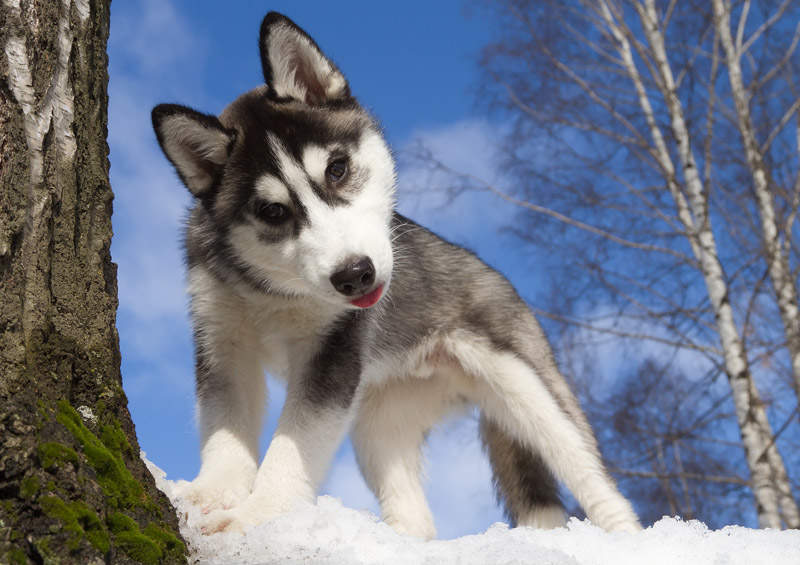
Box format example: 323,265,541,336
480,415,563,525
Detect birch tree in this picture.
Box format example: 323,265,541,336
437,0,800,528
1,0,186,562
710,0,800,410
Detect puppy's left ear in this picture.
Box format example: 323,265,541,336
151,104,236,198
259,12,349,105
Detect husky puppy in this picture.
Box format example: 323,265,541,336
151,12,641,537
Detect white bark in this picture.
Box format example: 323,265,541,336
594,0,788,529
712,0,800,403
711,0,800,528
4,0,78,183
3,0,82,339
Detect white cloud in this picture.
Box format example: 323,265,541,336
555,302,721,404
110,0,207,80
393,119,545,290
110,0,200,345
396,119,514,247
399,119,505,187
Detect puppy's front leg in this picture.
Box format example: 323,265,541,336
201,322,361,534
175,287,266,513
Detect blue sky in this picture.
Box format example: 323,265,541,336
107,0,547,539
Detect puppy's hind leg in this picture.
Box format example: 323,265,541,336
452,338,641,532
480,415,567,529
352,377,457,540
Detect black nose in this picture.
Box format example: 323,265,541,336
330,257,376,296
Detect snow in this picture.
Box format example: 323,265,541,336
143,456,800,565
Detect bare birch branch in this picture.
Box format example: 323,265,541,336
751,20,800,95
434,158,699,264
740,0,795,54
759,95,800,155
610,468,749,486
735,0,751,54
531,308,721,355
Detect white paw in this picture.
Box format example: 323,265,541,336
199,507,248,535
594,505,643,532
173,471,254,514
606,519,643,533
384,512,437,540
198,494,288,535
516,505,568,530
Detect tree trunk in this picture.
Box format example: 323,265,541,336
1,0,186,563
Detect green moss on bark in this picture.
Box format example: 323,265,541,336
46,401,186,562
100,419,134,457
37,442,80,470
39,495,110,554
115,531,162,565
142,523,186,562
107,511,139,533
5,547,28,565
55,399,152,512
19,475,40,499
107,512,186,563
31,537,56,564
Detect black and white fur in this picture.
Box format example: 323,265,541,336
151,12,641,538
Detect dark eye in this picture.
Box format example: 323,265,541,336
255,202,290,225
326,158,348,183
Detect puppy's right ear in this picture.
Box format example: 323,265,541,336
151,104,236,197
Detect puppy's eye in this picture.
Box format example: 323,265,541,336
255,202,290,225
326,158,348,183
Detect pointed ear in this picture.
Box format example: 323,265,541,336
151,104,236,197
259,12,349,105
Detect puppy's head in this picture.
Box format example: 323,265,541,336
152,13,396,308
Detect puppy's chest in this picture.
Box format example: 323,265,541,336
251,304,331,336
246,297,342,375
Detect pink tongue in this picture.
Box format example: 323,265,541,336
350,285,383,308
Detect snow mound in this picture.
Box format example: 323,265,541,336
143,456,800,565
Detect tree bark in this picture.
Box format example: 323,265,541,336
1,0,186,563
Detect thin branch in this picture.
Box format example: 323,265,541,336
735,0,751,54
532,307,721,355
759,95,800,155
610,468,749,486
703,30,721,191
740,0,795,54
673,440,696,519
499,81,645,148
751,19,800,94
662,0,678,31
423,155,699,264
753,404,800,465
